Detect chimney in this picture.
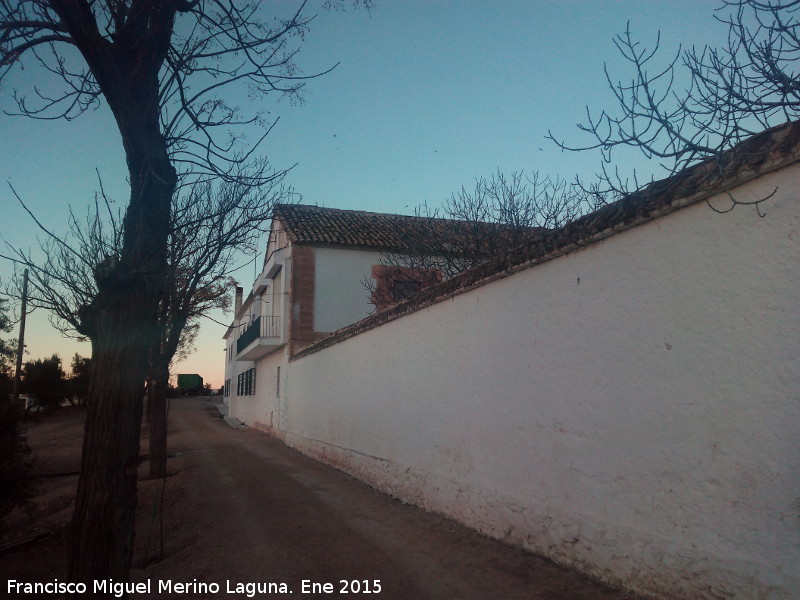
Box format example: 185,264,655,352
234,286,243,316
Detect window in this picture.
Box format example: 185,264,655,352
391,279,423,301
370,265,443,312
236,368,257,396
224,379,231,397
276,366,281,398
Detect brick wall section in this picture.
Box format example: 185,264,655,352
290,244,316,354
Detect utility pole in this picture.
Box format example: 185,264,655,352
12,268,28,405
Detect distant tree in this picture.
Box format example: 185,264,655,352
66,353,92,407
0,295,18,400
22,354,67,413
0,296,35,532
368,170,595,310
0,361,10,400
548,0,800,212
0,297,14,396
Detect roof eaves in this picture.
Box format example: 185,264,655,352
291,120,800,361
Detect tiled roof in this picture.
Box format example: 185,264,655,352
272,203,540,254
293,120,800,360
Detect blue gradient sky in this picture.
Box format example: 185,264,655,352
1,1,725,386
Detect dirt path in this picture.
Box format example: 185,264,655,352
3,399,644,599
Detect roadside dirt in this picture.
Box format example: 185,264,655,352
1,399,646,599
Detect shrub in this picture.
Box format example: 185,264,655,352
23,354,67,413
0,391,35,533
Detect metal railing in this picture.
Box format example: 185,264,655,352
237,317,260,353
236,315,282,354
260,314,281,338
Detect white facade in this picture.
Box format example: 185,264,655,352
314,247,384,334
228,348,284,432
223,222,387,423
226,163,799,599
222,139,800,599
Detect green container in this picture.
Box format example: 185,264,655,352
177,373,203,390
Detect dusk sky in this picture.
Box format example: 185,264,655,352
1,1,727,387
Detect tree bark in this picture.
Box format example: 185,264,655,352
68,294,153,582
147,308,188,480
148,365,170,479
68,113,175,586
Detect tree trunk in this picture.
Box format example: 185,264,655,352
45,3,180,589
68,294,153,583
148,310,188,480
68,124,175,587
145,377,152,424
148,365,170,479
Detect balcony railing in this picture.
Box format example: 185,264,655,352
236,315,282,357
237,317,261,354
260,314,282,338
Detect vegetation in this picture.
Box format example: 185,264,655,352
384,0,800,306
1,1,367,584
22,354,67,413
370,170,597,303
0,398,34,534
66,354,91,407
6,174,293,478
549,0,800,213
0,296,34,534
0,301,12,400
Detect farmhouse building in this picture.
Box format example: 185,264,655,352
223,204,531,407
222,123,800,600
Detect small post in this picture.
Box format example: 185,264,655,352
12,268,29,405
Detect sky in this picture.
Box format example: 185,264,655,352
0,1,728,388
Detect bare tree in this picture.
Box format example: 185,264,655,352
368,170,594,310
146,170,292,479
4,171,292,584
0,296,15,380
1,0,363,582
547,0,800,212
4,165,292,475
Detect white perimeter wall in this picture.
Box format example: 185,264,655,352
279,169,800,600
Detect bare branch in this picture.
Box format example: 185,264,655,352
549,1,800,211
367,170,595,311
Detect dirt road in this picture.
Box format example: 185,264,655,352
3,399,643,599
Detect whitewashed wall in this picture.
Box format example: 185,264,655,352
228,351,285,432
313,247,385,333
280,169,800,600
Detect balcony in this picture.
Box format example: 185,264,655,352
236,315,284,360
254,246,287,295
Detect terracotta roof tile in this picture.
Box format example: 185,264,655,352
293,120,800,360
273,204,541,254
